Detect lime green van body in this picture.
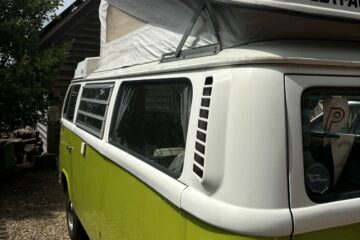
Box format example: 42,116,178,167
60,127,279,240
60,123,360,240
59,62,360,239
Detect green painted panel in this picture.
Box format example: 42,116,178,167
98,157,185,240
293,223,360,240
60,127,359,240
61,129,291,240
71,134,102,240
59,125,72,196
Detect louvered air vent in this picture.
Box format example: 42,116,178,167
193,76,213,180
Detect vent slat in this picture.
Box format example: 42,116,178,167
201,98,211,107
197,128,207,134
198,117,209,122
199,109,209,119
205,77,213,85
193,164,204,178
193,161,204,170
203,87,212,96
194,153,204,166
198,120,208,131
195,142,205,154
196,131,206,142
193,76,214,180
200,106,210,111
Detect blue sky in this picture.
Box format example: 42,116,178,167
44,0,76,26
56,0,76,15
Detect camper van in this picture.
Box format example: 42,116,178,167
59,0,360,239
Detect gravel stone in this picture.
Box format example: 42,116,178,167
0,168,69,240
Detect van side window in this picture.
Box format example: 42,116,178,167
63,84,80,121
302,89,360,203
110,80,192,178
76,83,113,138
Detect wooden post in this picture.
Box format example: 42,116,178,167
47,105,61,155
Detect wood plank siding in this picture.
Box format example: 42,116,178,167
40,0,100,101
39,0,100,154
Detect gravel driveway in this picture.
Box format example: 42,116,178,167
0,168,69,240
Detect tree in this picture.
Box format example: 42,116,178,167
0,0,70,132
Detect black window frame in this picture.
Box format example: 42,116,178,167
63,84,81,122
301,87,360,203
109,78,193,179
75,82,114,138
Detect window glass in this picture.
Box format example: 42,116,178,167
110,80,192,177
76,83,113,138
77,114,103,132
302,89,360,203
63,85,80,121
81,87,111,101
79,101,107,116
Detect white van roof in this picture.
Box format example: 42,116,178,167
96,0,360,73
76,40,360,82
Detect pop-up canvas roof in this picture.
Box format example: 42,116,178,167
97,0,360,72
218,0,360,20
98,0,217,71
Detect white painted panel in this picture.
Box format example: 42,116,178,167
180,66,292,236
181,187,292,236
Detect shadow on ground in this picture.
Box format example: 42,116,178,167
0,167,69,239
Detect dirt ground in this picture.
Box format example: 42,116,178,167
0,167,69,240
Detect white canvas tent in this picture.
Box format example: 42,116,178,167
96,0,360,72
98,0,217,71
